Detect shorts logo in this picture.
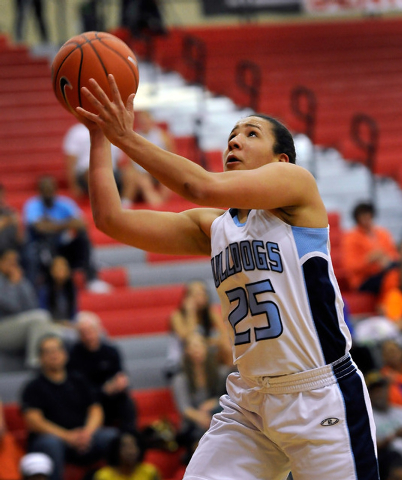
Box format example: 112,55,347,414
320,418,339,426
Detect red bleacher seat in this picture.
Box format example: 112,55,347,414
79,284,185,312
74,267,129,290
98,306,173,336
146,252,207,263
342,291,377,316
78,284,185,336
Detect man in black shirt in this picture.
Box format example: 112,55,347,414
68,311,137,432
21,334,118,480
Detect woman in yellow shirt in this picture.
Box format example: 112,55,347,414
94,431,160,480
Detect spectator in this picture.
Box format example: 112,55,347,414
380,242,402,327
0,396,24,480
170,332,227,463
0,183,22,255
120,0,166,37
68,312,137,432
63,123,136,208
92,430,161,480
0,248,54,367
22,175,110,293
167,280,232,376
387,458,402,480
80,0,104,32
39,256,77,324
342,201,399,296
366,370,402,480
14,0,48,43
132,111,173,206
20,452,53,480
21,334,118,480
381,340,402,407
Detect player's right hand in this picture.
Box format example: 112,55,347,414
76,74,135,150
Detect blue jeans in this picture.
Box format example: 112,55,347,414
28,428,118,480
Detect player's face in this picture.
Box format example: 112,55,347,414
223,116,286,172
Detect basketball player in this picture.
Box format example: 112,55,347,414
76,75,379,480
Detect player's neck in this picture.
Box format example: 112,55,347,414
237,209,250,224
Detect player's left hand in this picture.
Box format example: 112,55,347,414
77,74,135,148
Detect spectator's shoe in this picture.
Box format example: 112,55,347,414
87,279,112,293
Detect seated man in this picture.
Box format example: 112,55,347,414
22,175,110,293
68,312,137,432
132,110,173,206
63,122,136,208
21,334,118,480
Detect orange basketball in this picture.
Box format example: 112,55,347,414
51,31,139,116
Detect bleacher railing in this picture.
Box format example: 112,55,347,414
350,113,379,204
235,60,262,113
290,85,317,177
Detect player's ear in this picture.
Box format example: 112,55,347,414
278,153,290,163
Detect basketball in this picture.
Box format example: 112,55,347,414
51,31,139,116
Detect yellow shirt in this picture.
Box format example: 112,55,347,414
94,464,161,480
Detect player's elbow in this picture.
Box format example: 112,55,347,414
92,209,116,236
182,177,219,206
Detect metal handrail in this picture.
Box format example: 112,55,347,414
350,113,379,203
235,60,261,112
182,35,206,86
290,85,317,177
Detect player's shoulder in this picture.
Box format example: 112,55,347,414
273,161,316,179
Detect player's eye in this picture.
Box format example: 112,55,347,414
248,130,257,137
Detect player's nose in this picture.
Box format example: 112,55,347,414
228,133,242,149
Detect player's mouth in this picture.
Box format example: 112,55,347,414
226,153,241,166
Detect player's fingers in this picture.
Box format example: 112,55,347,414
107,74,124,105
87,78,112,107
75,106,100,123
126,93,135,112
75,107,102,128
81,86,108,113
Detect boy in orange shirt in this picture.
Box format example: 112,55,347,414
342,202,399,295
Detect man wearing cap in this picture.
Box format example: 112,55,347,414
21,334,118,480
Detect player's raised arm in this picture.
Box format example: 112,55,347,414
77,76,323,220
86,127,221,255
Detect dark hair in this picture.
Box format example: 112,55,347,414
44,258,77,321
181,280,213,337
183,338,222,397
352,202,375,223
37,334,64,356
251,114,296,164
107,431,146,467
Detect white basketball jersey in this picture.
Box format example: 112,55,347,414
210,208,352,378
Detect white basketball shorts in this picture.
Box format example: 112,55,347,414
183,354,379,480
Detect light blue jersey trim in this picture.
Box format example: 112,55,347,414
231,213,247,227
291,226,329,259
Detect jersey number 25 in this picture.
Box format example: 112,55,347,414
226,279,283,345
